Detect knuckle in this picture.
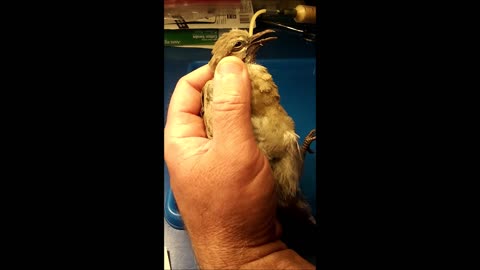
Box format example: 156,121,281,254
211,95,245,112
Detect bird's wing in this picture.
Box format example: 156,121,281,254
202,79,214,139
200,88,205,117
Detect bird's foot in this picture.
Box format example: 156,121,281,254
301,129,316,155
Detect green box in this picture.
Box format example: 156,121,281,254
164,29,226,46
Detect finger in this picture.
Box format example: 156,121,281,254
211,56,255,146
168,64,213,117
165,64,213,139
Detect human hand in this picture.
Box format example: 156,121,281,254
164,56,314,269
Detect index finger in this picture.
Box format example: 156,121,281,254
168,64,213,117
165,64,213,138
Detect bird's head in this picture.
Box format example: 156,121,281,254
208,29,277,70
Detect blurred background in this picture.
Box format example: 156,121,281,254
164,0,317,48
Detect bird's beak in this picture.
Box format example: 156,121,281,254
245,29,277,63
250,29,277,45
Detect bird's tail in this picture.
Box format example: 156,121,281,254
277,197,317,259
271,131,317,261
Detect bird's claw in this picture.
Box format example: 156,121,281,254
301,129,316,155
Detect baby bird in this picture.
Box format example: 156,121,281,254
201,29,316,223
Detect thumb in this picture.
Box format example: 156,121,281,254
211,56,254,147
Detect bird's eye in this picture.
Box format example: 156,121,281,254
232,41,245,51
